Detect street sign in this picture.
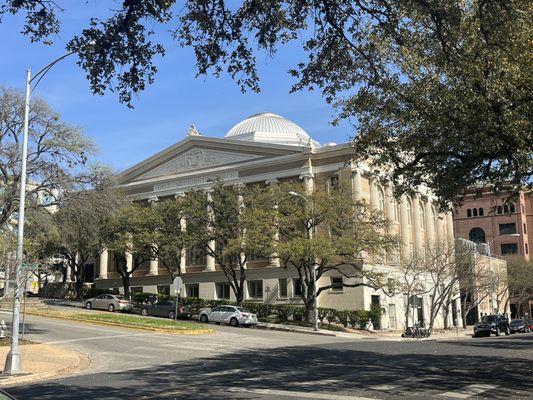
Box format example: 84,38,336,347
173,277,183,294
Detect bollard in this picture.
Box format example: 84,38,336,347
0,320,6,339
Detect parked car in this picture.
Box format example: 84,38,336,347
527,319,533,331
0,389,17,400
509,318,531,334
85,294,133,312
140,301,192,319
473,314,510,337
198,305,258,327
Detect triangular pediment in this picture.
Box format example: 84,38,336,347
118,136,306,184
139,148,259,179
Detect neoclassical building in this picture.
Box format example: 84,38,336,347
94,113,456,330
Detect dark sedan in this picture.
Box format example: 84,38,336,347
473,314,510,337
140,301,192,319
509,319,531,334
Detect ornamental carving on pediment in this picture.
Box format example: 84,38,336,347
141,149,257,178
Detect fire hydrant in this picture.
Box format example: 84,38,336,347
0,320,6,339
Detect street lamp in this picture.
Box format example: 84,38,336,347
486,233,520,315
4,46,89,374
288,191,319,332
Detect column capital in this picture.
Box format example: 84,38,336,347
265,178,279,185
148,195,159,203
299,172,314,180
174,192,185,199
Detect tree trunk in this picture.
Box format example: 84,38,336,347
121,274,131,299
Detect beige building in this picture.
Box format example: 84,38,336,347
94,113,456,330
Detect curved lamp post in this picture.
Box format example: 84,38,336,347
4,46,89,374
288,191,319,332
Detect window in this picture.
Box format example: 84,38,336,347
499,223,517,235
131,286,143,294
472,208,478,217
216,283,231,299
510,204,516,213
503,204,509,214
497,206,503,214
293,278,302,297
328,176,339,191
501,243,518,255
331,277,343,292
406,197,413,226
186,284,199,298
157,285,170,295
419,203,425,228
187,247,206,266
523,223,527,234
394,199,400,223
278,278,288,298
467,209,472,217
247,280,263,299
478,208,484,216
526,244,529,255
469,227,486,243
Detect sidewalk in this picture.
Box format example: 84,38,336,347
0,343,90,387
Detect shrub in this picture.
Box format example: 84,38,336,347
325,308,338,324
368,304,384,329
335,310,350,327
349,310,370,329
242,302,270,320
273,304,292,322
318,307,333,323
132,292,155,305
84,287,113,299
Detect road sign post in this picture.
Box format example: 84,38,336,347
173,277,183,322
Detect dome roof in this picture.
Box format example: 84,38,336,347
225,112,318,147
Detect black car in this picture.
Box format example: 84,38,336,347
509,318,531,334
140,301,192,319
473,314,510,337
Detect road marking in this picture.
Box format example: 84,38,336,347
227,387,376,400
439,384,498,398
45,332,151,345
369,384,400,391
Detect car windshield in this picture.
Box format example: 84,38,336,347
480,315,498,323
236,307,250,313
510,319,523,324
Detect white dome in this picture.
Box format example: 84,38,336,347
225,112,319,147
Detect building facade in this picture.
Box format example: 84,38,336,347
94,113,456,330
453,190,532,260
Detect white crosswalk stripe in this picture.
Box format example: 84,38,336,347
438,384,499,398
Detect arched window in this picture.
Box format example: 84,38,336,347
378,187,385,214
510,204,515,213
432,206,438,232
467,209,472,217
473,208,478,217
504,204,509,214
478,208,484,216
419,203,425,228
393,198,400,223
406,197,413,226
497,205,503,214
469,227,486,243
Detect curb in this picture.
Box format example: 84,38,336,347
255,323,337,337
2,309,213,336
0,347,90,388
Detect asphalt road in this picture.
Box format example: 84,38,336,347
2,310,533,400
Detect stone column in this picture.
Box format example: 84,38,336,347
446,211,455,244
205,190,216,271
299,172,314,195
125,250,133,273
351,167,363,202
180,215,187,269
65,261,72,283
98,248,108,279
412,195,423,256
436,213,445,246
424,198,435,248
266,179,281,268
237,189,247,270
148,247,159,276
385,184,395,228
369,175,379,211
399,195,411,260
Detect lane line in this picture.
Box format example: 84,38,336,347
439,384,499,399
227,387,376,400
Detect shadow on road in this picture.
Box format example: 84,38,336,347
8,336,533,399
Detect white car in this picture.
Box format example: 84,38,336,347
198,305,258,327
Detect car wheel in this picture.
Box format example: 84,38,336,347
168,311,176,319
230,317,239,327
108,304,115,312
199,314,209,323
85,302,92,310
141,308,148,316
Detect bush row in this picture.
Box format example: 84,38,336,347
129,294,382,329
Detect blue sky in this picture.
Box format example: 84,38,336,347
0,5,352,172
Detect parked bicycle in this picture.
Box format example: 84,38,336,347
401,322,431,338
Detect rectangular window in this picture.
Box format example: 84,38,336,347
331,277,343,292
525,244,529,255
278,278,288,298
187,247,206,266
131,286,143,294
329,175,339,191
501,243,518,255
524,223,527,234
157,285,170,295
216,283,231,299
293,278,302,297
247,280,263,299
499,223,517,235
185,284,199,298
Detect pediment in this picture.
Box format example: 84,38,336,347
138,148,259,179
